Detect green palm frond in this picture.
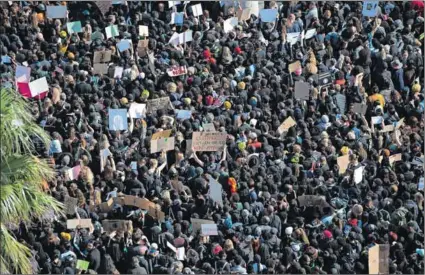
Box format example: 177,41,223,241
0,88,50,161
0,88,63,274
1,154,54,186
0,223,33,274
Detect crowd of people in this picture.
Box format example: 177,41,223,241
1,1,424,274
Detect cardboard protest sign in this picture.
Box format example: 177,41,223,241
116,39,131,52
67,219,92,229
108,109,128,131
294,81,310,100
362,0,379,17
288,61,301,73
147,97,171,113
337,155,350,174
147,205,165,222
15,65,31,83
191,132,227,151
151,129,172,140
66,165,81,181
380,125,394,133
123,195,140,207
304,28,317,40
93,63,108,75
395,118,404,129
29,77,49,97
368,244,389,274
93,50,112,64
176,110,192,120
64,196,78,215
203,123,216,132
191,4,203,17
137,39,149,57
76,260,90,271
150,137,175,154
354,166,365,184
224,17,238,33
102,220,132,233
128,103,146,119
114,66,123,78
353,103,367,115
171,12,184,25
259,9,278,23
277,117,296,135
190,218,215,232
97,198,114,213
66,21,82,34
209,178,223,206
237,8,252,21
201,224,218,236
167,66,187,77
46,6,67,18
105,25,119,39
389,153,402,165
138,25,149,37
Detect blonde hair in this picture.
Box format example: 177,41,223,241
80,166,94,185
224,239,234,251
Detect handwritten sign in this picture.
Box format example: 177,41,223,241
203,123,216,132
93,50,112,64
192,132,227,151
167,66,187,77
137,39,149,57
67,219,92,229
190,218,214,232
93,63,108,75
150,137,175,154
277,117,296,135
369,244,389,274
147,97,171,113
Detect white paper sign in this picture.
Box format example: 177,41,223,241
191,4,203,17
167,241,177,253
304,29,317,40
139,25,149,37
371,116,383,124
114,66,123,78
177,247,185,260
201,224,218,236
168,1,181,8
29,77,49,97
128,103,146,118
223,17,238,33
354,166,365,184
287,32,301,45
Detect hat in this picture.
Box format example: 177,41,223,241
60,31,67,38
323,230,333,239
212,245,223,255
412,83,421,93
141,89,150,98
60,232,71,241
285,227,293,235
224,101,232,110
238,81,246,90
340,146,350,155
238,142,246,151
249,97,258,106
183,98,191,105
67,52,75,60
120,97,128,105
167,83,177,93
151,243,158,250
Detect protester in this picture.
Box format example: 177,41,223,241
1,1,424,274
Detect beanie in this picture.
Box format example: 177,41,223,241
228,177,237,194
412,83,421,93
238,82,246,90
224,101,232,110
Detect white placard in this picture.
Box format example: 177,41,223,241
114,66,123,78
223,17,238,33
209,178,223,206
46,6,67,18
304,29,317,40
191,4,203,17
29,77,49,97
167,241,177,253
354,166,365,184
139,25,149,37
201,224,218,236
128,103,146,119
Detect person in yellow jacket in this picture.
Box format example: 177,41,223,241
368,86,385,108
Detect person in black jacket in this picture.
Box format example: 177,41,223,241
128,256,148,274
86,241,101,272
